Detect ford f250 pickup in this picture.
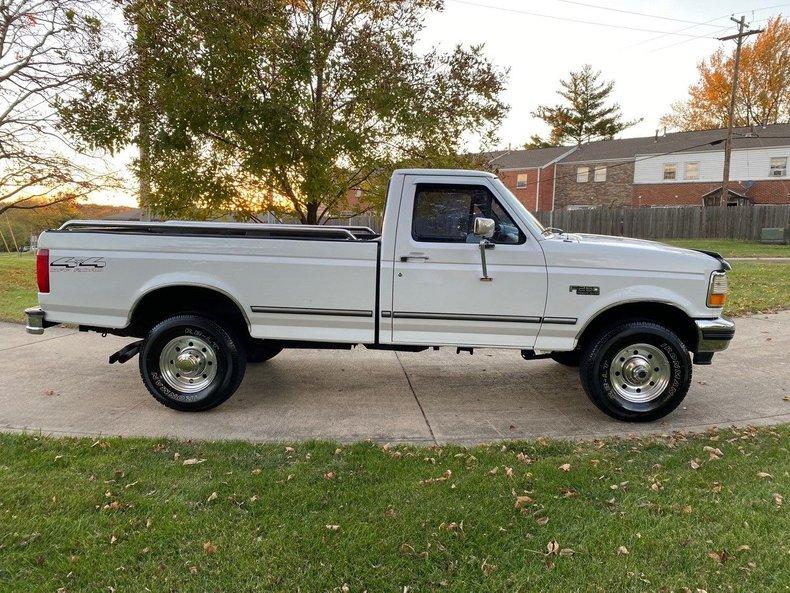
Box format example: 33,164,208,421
25,169,735,421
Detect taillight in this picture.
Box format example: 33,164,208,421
36,249,50,293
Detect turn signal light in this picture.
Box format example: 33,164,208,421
36,249,50,293
707,272,728,308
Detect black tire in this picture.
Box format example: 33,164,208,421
579,320,692,422
139,314,247,412
550,350,581,367
246,342,283,363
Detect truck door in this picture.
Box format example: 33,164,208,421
388,174,548,348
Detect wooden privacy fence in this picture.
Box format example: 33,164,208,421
534,205,790,240
324,205,790,240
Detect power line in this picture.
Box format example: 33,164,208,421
549,0,725,28
623,2,789,51
446,0,721,38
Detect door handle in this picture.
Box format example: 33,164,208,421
400,254,429,262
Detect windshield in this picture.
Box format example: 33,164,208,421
491,178,546,234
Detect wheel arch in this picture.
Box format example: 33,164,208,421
576,301,699,353
127,283,251,339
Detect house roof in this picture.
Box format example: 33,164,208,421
487,123,790,168
559,122,790,163
485,146,572,169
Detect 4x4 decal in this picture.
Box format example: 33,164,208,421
50,256,106,271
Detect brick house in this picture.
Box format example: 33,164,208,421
486,146,574,211
632,124,790,206
493,122,790,211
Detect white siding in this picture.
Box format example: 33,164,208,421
633,146,790,184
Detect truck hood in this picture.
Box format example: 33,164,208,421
540,232,727,274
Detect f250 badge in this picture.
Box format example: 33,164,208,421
569,285,600,296
50,256,106,272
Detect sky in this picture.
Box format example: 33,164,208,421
96,0,787,207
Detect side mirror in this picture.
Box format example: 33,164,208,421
473,217,495,238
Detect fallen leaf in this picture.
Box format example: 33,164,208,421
514,495,534,509
559,548,575,557
202,541,217,554
110,535,117,545
488,466,498,475
324,471,336,480
773,493,783,507
617,546,629,556
325,524,340,531
251,469,262,475
559,463,571,472
206,491,218,502
757,472,773,480
707,549,729,564
689,459,700,470
182,458,205,466
421,470,452,485
284,446,295,453
536,516,549,526
505,466,514,478
546,539,559,555
481,558,497,576
399,543,415,555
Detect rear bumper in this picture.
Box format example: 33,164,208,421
25,307,56,335
695,317,735,353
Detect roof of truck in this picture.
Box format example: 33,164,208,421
392,168,496,177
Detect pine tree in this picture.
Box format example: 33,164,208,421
532,64,641,146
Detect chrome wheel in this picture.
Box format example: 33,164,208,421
608,343,670,403
158,335,218,393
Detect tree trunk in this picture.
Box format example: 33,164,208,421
305,202,320,225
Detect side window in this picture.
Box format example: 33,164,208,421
411,184,525,245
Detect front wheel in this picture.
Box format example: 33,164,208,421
579,321,691,422
139,314,247,412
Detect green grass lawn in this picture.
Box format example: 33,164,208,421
0,427,786,592
0,253,35,323
726,261,790,316
662,239,790,258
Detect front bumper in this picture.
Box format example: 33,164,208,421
25,307,55,335
695,317,735,353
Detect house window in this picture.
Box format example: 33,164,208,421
594,165,607,182
516,173,528,189
684,162,699,180
663,163,677,181
770,156,787,177
576,166,589,183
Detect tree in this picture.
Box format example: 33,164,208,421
523,134,556,149
662,17,790,131
62,0,508,224
532,64,640,146
0,0,112,217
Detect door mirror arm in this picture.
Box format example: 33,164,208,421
478,238,494,281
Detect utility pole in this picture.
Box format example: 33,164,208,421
717,16,763,205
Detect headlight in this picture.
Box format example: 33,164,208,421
707,271,728,308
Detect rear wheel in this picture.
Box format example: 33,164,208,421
579,320,691,422
139,314,247,412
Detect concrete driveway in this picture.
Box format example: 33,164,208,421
1,312,788,445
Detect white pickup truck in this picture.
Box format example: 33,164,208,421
26,169,734,421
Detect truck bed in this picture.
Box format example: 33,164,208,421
39,220,382,343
